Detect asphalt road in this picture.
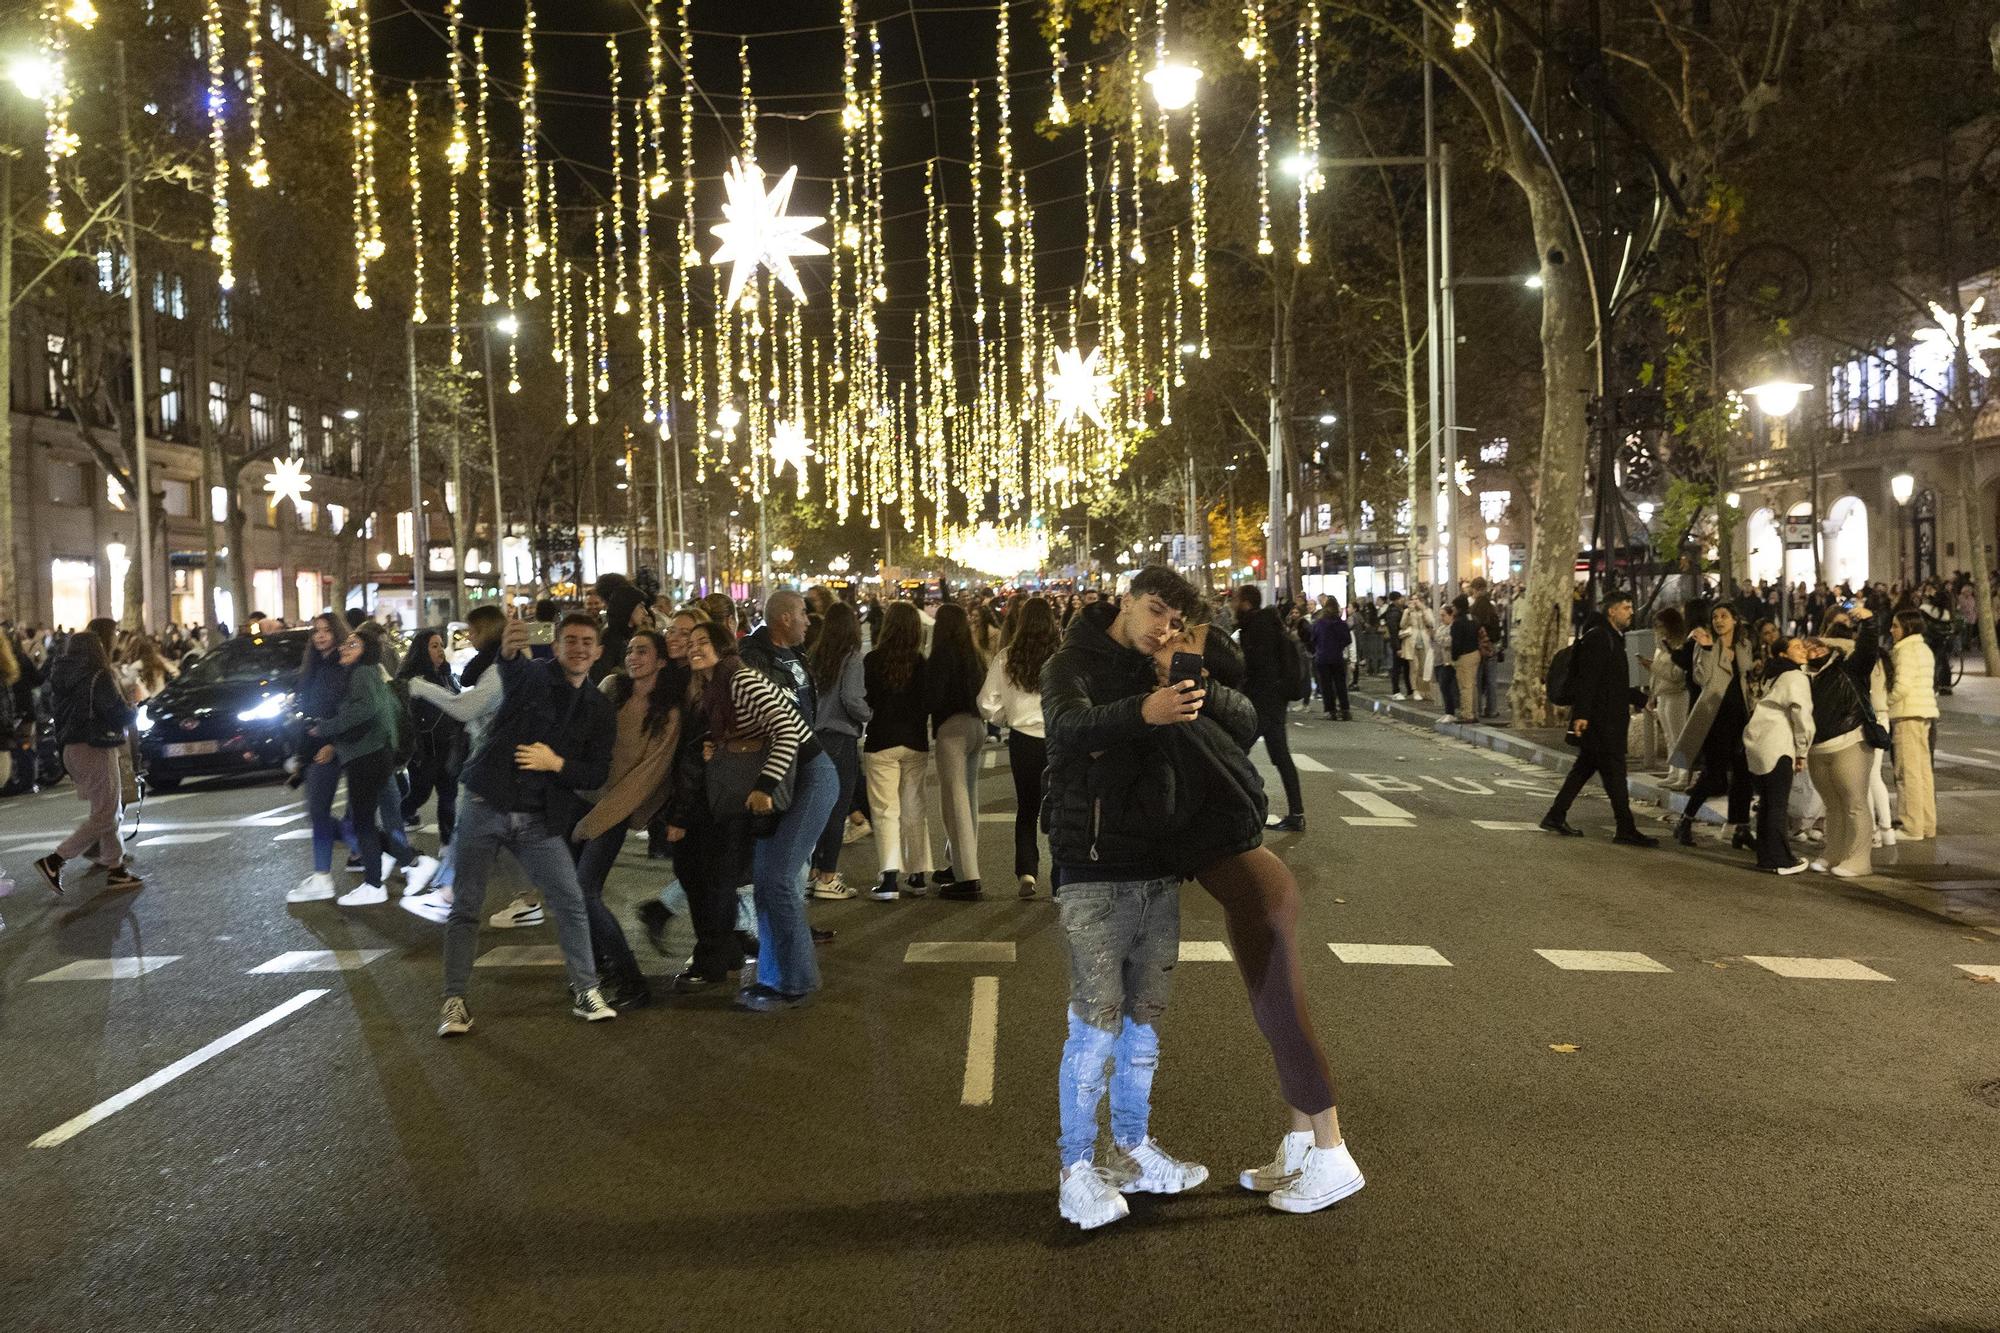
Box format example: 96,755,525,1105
4,710,2000,1332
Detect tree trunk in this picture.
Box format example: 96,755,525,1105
222,462,250,632
1506,166,1597,727
1957,442,2000,676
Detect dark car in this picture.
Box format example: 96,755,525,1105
137,630,312,789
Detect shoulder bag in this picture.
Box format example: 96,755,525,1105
704,732,796,823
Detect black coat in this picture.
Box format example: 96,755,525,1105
1236,605,1295,706
1566,614,1631,733
1040,602,1263,878
48,654,133,748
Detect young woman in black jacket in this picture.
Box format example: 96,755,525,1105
861,601,936,900
34,630,139,893
397,628,464,846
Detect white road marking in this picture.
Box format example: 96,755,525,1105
1937,750,2000,772
906,941,1017,964
1474,820,1548,832
140,792,199,806
248,949,390,974
981,749,998,770
271,829,316,842
473,945,567,966
1954,963,2000,981
1743,955,1893,982
134,833,228,847
1341,816,1417,827
1339,791,1416,819
1179,940,1236,962
962,976,1000,1107
1329,942,1452,967
1292,754,1333,773
1536,949,1672,973
30,989,329,1149
30,956,182,982
1423,776,1495,795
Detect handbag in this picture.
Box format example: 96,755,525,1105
704,733,796,822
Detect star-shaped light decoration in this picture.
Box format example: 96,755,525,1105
708,158,828,311
1046,346,1113,432
262,456,312,510
770,419,815,485
1914,296,2000,378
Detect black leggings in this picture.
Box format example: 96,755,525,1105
1315,660,1350,715
344,748,393,887
1197,846,1336,1116
1683,735,1752,826
1007,731,1046,879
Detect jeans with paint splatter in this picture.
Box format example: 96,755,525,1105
1055,877,1180,1168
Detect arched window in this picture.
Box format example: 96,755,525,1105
1747,508,1781,586
1824,495,1869,587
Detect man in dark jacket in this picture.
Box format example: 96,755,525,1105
1230,584,1307,832
1040,566,1260,1229
439,612,620,1035
1309,602,1353,721
739,590,816,721
1468,578,1503,718
1383,592,1410,697
1540,590,1657,846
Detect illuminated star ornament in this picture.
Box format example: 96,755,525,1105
1046,345,1113,432
770,419,815,479
1915,297,2000,378
708,157,828,310
262,456,313,509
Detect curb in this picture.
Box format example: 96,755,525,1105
1353,692,1730,826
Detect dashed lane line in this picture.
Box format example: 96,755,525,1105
1330,943,1453,967
30,989,330,1149
1743,955,1894,982
1338,791,1416,820
30,956,182,982
1474,820,1547,832
249,949,391,974
961,977,1000,1107
134,833,228,848
473,946,567,967
906,941,1017,964
1535,949,1672,974
1180,940,1236,962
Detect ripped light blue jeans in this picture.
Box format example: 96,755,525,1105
1055,877,1181,1168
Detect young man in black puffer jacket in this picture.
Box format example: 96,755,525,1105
1039,566,1262,1230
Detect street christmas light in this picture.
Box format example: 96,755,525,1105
340,407,360,421
1724,491,1742,510
375,551,392,570
716,402,743,430
1144,58,1202,112
495,312,520,337
1281,152,1316,180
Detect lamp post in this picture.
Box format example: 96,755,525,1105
1744,352,1815,585
1890,471,1915,587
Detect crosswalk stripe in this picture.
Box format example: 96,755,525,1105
248,949,391,974
1937,750,2000,772
906,941,1017,964
134,833,228,847
1292,754,1333,773
1535,949,1672,973
1329,942,1452,967
1743,955,1893,981
30,956,183,982
1474,820,1547,831
1341,816,1416,827
1179,940,1235,962
271,829,315,842
1954,964,2000,981
1339,791,1415,819
473,946,567,967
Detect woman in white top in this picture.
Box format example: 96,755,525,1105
1641,607,1692,789
979,594,1059,900
1886,609,1939,841
1398,599,1437,703
1743,636,1814,873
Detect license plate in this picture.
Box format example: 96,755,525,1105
163,740,221,757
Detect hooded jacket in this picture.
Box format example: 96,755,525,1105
49,653,132,748
1040,602,1263,881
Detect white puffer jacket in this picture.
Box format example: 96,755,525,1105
1886,634,1939,720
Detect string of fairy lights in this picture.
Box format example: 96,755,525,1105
27,0,1383,573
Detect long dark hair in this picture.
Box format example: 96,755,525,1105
608,629,683,738
64,627,109,670
302,610,352,672
868,601,924,692
928,603,985,716
1004,596,1060,693
396,627,454,686
692,621,746,739
806,600,862,695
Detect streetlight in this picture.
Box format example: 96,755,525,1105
1743,350,1813,419
1891,471,1915,584
1317,411,1338,426
5,53,52,100
1144,58,1201,112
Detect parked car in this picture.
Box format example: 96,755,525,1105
136,630,311,789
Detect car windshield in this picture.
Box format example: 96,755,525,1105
177,634,306,688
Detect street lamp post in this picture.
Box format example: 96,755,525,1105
1891,471,1915,586
115,42,158,631
1744,353,1815,585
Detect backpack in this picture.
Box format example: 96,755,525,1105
1271,615,1307,698
1545,643,1577,707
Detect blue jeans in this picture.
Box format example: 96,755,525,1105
1055,877,1181,1167
305,755,347,874
574,825,642,986
442,793,598,998
751,751,839,998
658,876,755,934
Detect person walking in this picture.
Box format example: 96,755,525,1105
1802,627,1878,879
1448,595,1482,723
397,629,464,848
289,612,354,903
980,593,1057,900
1643,608,1692,790
1886,609,1938,841
310,626,406,908
1539,590,1657,846
1230,585,1307,833
805,601,871,901
1671,604,1757,851
1398,596,1436,704
927,603,988,901
861,601,936,899
1309,599,1353,720
1382,592,1410,698
1743,636,1813,874
686,621,840,1011
33,629,140,894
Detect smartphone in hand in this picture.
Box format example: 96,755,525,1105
1168,651,1206,689
527,622,556,646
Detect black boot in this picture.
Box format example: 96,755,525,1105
1673,819,1696,847
940,878,984,901
1730,824,1757,851
635,900,672,956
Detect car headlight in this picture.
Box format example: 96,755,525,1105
237,694,292,723
135,705,155,733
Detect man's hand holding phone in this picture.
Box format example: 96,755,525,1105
1143,680,1205,726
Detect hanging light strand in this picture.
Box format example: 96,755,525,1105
199,0,230,276
1253,0,1273,256
607,36,631,317
520,3,543,298
474,29,497,305
444,0,468,363
407,86,425,323
1047,0,1070,125
243,0,270,188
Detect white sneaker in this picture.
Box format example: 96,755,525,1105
400,889,453,924
571,986,618,1022
1239,1129,1314,1192
1057,1161,1131,1231
1105,1137,1209,1195
401,855,440,896
842,819,873,845
288,871,337,903
436,996,472,1037
1830,865,1867,879
1880,827,1899,845
336,883,389,907
488,897,545,928
1808,859,1829,874
1775,859,1811,876
1017,874,1037,900
1268,1141,1366,1214
381,853,398,883
1390,691,1406,701
810,875,859,901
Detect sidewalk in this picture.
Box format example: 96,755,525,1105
1939,655,1999,724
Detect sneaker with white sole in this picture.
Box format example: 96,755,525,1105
842,819,873,845
1239,1129,1314,1192
1105,1137,1209,1194
1268,1141,1366,1214
1017,874,1037,900
1808,859,1829,874
488,896,545,928
400,889,453,924
811,875,859,900
1830,865,1867,879
288,871,337,903
571,986,618,1022
436,997,472,1037
1774,859,1811,876
1058,1161,1131,1230
870,872,901,902
1877,827,1898,846
401,855,440,896
336,882,389,907
1390,691,1406,701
